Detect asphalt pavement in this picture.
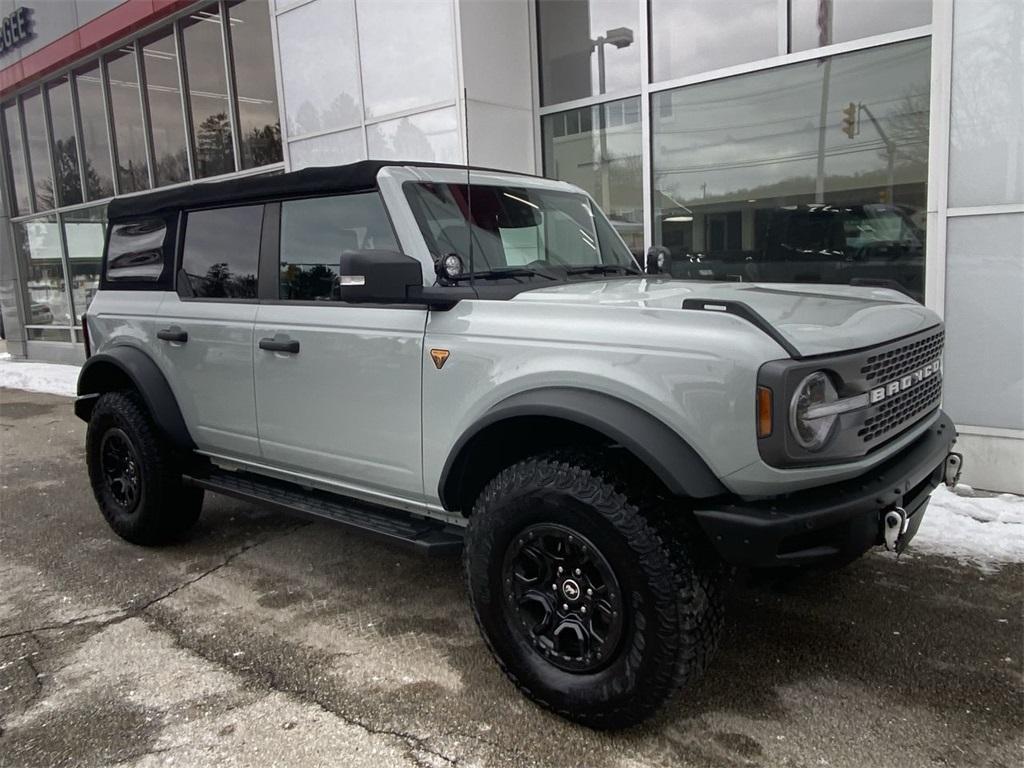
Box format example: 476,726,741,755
1,388,1021,768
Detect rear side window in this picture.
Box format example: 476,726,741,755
279,192,398,300
106,219,168,282
180,205,263,299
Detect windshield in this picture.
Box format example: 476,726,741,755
404,182,637,281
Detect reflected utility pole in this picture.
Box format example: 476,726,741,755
592,27,633,213
815,0,833,203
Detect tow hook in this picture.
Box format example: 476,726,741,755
944,452,964,487
883,507,909,552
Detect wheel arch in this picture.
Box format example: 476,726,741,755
75,347,194,450
438,387,725,513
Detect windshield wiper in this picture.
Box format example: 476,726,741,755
564,264,642,277
447,267,558,283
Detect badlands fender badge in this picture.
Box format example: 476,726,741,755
430,348,450,370
869,358,941,404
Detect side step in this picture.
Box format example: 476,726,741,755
184,469,464,557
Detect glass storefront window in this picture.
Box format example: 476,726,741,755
21,90,55,211
106,47,151,193
651,0,777,81
542,96,643,255
46,76,84,207
64,206,106,324
2,101,32,215
277,0,361,137
652,39,931,301
181,7,235,178
73,62,116,200
357,0,456,119
537,0,639,105
141,27,190,187
791,0,931,52
14,215,72,340
227,0,282,169
366,107,460,164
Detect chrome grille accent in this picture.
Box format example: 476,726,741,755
858,375,942,444
860,330,944,385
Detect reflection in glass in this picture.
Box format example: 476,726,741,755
228,0,282,168
107,220,167,282
21,90,56,210
289,128,364,170
791,0,931,52
64,206,106,322
542,97,643,255
141,27,189,186
14,216,72,338
944,213,1024,430
947,0,1023,208
181,8,235,178
106,48,151,193
366,107,460,163
279,193,398,300
181,206,262,297
277,0,361,136
357,0,456,118
537,0,639,105
3,102,32,215
651,0,777,81
652,39,931,301
46,77,83,206
73,62,116,200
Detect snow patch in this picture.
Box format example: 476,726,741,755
911,485,1024,571
0,357,79,397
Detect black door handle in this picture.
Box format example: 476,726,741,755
259,336,300,354
157,326,188,343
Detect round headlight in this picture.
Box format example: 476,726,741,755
789,371,839,451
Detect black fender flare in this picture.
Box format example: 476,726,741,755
75,346,195,449
438,387,725,509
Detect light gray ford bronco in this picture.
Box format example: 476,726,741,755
76,161,962,728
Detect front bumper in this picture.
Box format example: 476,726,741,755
693,410,957,567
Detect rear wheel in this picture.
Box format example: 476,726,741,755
86,391,203,545
464,450,727,729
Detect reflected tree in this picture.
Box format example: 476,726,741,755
196,112,234,177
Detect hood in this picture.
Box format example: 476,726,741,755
511,278,940,358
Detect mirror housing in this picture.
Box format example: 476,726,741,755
337,250,423,303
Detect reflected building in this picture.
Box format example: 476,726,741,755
0,0,1020,492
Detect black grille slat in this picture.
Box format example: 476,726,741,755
860,330,944,385
857,375,942,444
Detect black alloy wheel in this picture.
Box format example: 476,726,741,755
100,428,142,512
502,524,624,673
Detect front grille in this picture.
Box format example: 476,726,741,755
860,330,944,385
858,374,942,444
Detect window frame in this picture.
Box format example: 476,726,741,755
175,201,266,303
267,189,403,303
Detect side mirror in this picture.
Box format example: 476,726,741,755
337,250,423,303
645,246,671,275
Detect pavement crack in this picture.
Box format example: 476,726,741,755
0,522,311,642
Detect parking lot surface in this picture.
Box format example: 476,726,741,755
1,389,1021,767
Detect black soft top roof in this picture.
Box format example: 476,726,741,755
106,160,532,221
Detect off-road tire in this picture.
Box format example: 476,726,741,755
86,391,203,545
464,450,727,729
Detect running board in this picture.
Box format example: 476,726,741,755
184,470,464,556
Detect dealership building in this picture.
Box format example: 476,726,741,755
0,0,1020,492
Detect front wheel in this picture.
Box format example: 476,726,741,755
464,451,727,729
86,391,203,545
